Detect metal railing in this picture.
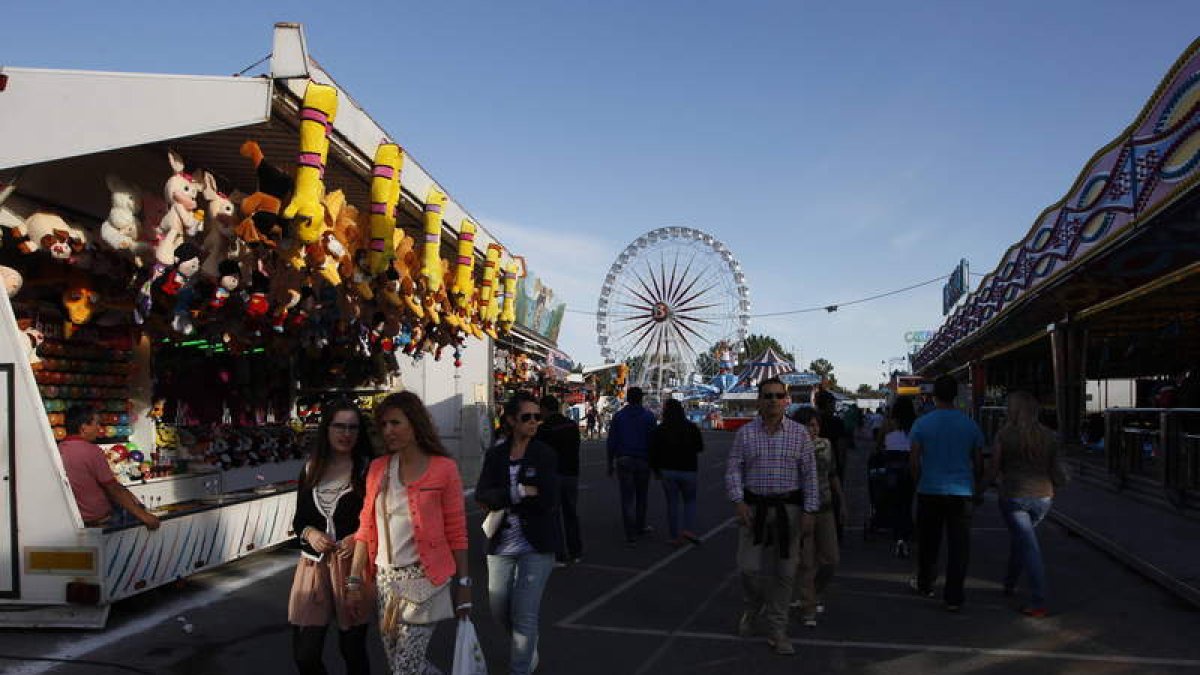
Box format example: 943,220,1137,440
1104,408,1200,507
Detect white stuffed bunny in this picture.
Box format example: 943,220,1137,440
154,149,204,268
199,171,244,280
99,174,150,266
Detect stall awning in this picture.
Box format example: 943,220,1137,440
0,68,272,169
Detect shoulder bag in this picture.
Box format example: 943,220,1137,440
378,455,453,630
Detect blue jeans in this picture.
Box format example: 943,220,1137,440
999,496,1052,607
659,470,698,539
487,552,555,675
615,456,650,540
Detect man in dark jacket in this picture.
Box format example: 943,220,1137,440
537,394,584,565
607,387,658,546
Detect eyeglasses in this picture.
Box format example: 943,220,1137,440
330,423,360,433
760,393,789,400
518,413,542,423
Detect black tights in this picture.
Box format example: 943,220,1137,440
292,624,370,675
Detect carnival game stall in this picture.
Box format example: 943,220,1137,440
912,38,1200,507
0,23,528,627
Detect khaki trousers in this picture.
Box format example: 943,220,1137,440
737,504,800,637
794,510,839,617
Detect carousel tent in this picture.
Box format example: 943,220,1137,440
734,347,796,389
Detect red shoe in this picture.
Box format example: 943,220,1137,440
1020,606,1048,618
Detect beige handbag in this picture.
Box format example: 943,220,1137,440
378,456,453,630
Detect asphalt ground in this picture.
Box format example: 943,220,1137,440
3,429,1200,674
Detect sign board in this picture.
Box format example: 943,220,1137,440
942,259,968,315
514,271,566,344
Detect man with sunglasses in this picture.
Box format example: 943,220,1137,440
726,378,818,656
607,386,658,547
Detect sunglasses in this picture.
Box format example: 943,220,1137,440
518,413,542,423
330,423,360,433
759,392,789,400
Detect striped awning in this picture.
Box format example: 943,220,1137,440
735,348,796,389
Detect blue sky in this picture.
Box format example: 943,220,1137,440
6,2,1200,388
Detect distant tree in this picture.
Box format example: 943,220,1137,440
809,358,837,388
856,383,875,395
743,334,795,366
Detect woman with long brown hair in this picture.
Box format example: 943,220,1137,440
988,391,1064,618
289,399,375,674
347,392,471,674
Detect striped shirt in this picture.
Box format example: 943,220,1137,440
726,416,819,512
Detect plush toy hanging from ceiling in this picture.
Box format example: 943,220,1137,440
281,81,339,274
98,174,150,267
326,191,362,285
303,190,353,287
367,143,404,275
9,212,89,262
498,259,520,333
151,242,202,335
237,140,293,246
155,150,205,270
450,218,477,311
199,171,243,281
477,243,502,338
62,273,99,339
419,187,448,324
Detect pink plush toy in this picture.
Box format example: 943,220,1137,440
154,150,204,268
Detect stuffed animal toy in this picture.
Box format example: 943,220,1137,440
419,187,447,295
237,140,293,245
321,192,362,290
390,232,424,320
1,265,22,298
155,150,205,268
150,242,202,334
281,82,339,245
244,270,271,319
477,243,502,337
268,266,306,333
16,318,43,365
99,174,150,266
450,218,477,311
62,273,99,338
208,259,242,310
199,172,244,280
366,143,403,274
498,260,520,333
10,212,89,262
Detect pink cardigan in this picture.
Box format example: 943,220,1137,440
354,454,468,585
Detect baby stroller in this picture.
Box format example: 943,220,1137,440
864,451,914,556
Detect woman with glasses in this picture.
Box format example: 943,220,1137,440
476,391,561,674
289,400,375,674
347,392,471,674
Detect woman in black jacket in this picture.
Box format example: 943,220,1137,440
289,400,375,674
475,392,561,675
649,399,704,546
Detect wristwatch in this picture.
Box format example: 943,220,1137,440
457,576,472,587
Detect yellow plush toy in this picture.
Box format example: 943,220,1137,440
420,187,447,293
477,243,502,334
367,143,404,275
498,260,520,332
282,82,339,245
450,218,477,310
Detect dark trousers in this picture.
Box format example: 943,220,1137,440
292,624,369,675
616,456,650,540
915,494,973,606
557,474,583,559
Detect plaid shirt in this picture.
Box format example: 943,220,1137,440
726,416,819,512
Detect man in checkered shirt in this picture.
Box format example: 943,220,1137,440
725,377,819,656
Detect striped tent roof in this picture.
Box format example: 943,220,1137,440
734,347,796,389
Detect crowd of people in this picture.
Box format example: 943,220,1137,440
53,373,1065,672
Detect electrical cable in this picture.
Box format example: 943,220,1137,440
563,273,955,318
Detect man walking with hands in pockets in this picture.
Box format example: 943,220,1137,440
726,378,819,656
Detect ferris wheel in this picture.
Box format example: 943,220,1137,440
596,226,751,395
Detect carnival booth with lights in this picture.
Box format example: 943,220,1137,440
0,23,528,627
